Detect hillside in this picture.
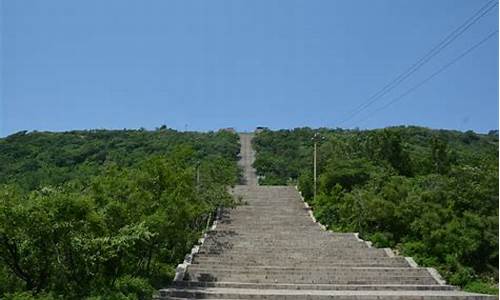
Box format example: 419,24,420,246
253,126,498,294
0,128,240,299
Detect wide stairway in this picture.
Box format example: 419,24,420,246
158,133,495,299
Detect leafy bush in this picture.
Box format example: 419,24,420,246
464,280,499,294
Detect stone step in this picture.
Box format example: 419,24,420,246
187,266,431,274
171,281,459,291
184,277,439,285
206,232,336,237
214,226,324,231
207,230,356,236
205,233,359,240
200,244,370,250
193,255,392,263
199,241,376,248
216,222,317,226
192,262,408,267
202,239,367,244
202,243,365,247
203,239,363,245
159,287,496,299
196,249,389,257
185,268,436,282
194,255,391,261
201,243,368,248
185,272,439,285
192,257,411,267
185,267,436,277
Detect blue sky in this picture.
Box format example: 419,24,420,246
1,0,498,136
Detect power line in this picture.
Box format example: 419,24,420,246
351,29,498,126
337,0,498,126
339,0,498,125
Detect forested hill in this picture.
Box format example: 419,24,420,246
0,128,240,191
0,128,240,299
253,126,498,294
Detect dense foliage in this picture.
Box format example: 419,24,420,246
0,128,240,299
253,126,498,294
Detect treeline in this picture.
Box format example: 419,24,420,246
0,128,240,299
253,126,498,294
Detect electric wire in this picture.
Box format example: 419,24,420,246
337,0,498,126
350,29,498,126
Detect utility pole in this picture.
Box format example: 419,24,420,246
312,132,324,203
196,161,201,191
314,139,317,203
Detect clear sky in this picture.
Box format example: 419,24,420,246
1,0,498,136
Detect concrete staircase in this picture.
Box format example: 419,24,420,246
158,133,496,299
